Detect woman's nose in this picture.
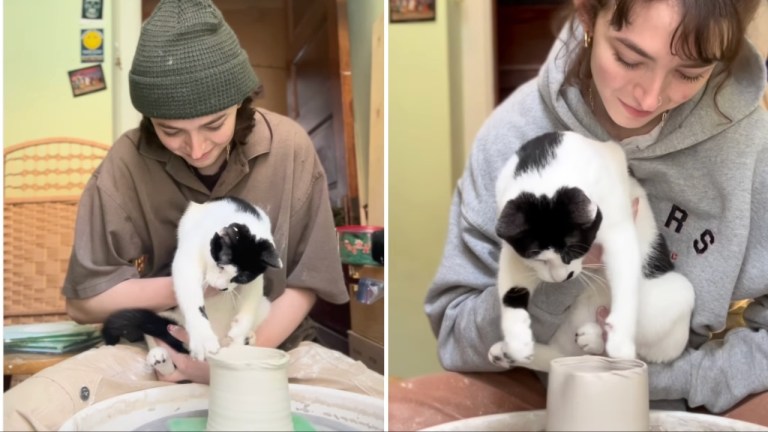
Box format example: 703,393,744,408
635,78,665,111
188,134,207,159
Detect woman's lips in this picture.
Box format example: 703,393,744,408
620,99,655,118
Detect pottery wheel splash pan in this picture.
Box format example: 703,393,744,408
58,383,384,431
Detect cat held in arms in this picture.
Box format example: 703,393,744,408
102,196,282,375
489,131,695,372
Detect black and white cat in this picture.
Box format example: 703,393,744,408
102,196,282,375
488,131,694,371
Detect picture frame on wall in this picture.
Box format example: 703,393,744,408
390,0,436,23
81,0,103,20
68,64,107,97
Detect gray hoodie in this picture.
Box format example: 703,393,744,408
425,22,768,413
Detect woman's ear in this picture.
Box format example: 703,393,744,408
573,0,593,33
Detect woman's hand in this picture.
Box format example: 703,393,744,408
154,325,211,384
583,197,640,342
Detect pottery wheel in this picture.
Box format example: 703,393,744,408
58,383,384,431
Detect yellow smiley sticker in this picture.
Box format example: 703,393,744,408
82,30,103,50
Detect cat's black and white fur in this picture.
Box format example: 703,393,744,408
102,196,282,375
488,131,694,371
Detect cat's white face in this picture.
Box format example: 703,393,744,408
205,262,239,291
523,249,583,283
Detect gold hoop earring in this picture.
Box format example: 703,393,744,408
225,143,231,162
584,32,592,48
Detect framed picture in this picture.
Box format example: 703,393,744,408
82,0,103,20
390,0,436,23
68,65,107,97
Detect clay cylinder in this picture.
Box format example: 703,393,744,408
545,356,649,431
206,346,292,431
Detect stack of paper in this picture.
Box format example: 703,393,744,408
4,321,102,354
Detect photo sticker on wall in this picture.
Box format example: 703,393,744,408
81,0,103,20
81,29,104,63
68,64,107,97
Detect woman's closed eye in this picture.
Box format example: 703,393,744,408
676,69,706,83
160,128,180,136
613,52,640,70
204,122,224,131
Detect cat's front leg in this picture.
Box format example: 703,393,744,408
600,222,640,360
172,252,221,361
224,278,269,347
185,307,221,361
490,246,537,366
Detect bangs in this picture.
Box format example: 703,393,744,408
610,0,746,64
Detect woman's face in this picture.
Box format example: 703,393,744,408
589,1,717,130
151,105,239,174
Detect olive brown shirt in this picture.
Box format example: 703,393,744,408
63,108,349,347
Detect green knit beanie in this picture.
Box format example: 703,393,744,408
129,0,260,119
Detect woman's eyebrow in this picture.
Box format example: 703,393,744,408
154,121,177,130
615,36,655,61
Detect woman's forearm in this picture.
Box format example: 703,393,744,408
66,277,177,324
254,287,318,348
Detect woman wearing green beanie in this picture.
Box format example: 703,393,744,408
4,0,382,429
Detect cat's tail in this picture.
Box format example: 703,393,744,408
101,308,189,354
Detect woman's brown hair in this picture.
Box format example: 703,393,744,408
556,0,760,120
139,93,257,150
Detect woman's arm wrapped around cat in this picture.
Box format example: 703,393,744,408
64,179,177,323
647,148,768,412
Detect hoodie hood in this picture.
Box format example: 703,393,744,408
538,20,767,159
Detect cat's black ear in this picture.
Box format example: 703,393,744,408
210,232,232,264
259,241,283,269
556,187,598,226
496,198,528,240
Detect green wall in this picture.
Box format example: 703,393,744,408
4,0,113,147
389,0,452,378
347,0,384,209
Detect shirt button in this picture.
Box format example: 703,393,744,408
80,386,90,401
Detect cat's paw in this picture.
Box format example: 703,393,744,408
489,341,518,368
188,330,221,361
605,331,636,359
220,335,235,348
224,314,254,347
500,323,534,363
221,333,247,347
147,347,175,376
244,331,257,346
575,322,605,354
488,337,533,368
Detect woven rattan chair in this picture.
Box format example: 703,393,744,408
4,137,109,389
4,137,110,325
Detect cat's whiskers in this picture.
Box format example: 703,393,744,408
581,269,606,286
578,272,599,297
225,287,241,309
579,269,609,297
518,268,540,288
